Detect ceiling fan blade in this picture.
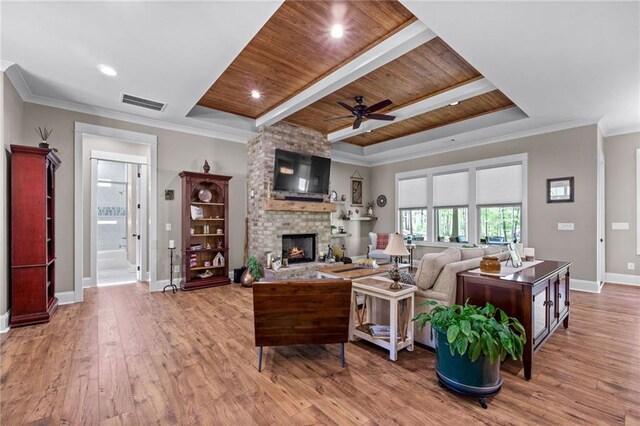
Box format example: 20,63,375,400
353,117,363,130
337,101,356,113
366,113,395,121
367,99,392,113
323,115,354,121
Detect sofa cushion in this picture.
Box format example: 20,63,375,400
460,247,485,260
414,248,461,291
484,246,502,256
376,233,389,249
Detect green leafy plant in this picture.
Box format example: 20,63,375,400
247,256,262,280
413,300,526,364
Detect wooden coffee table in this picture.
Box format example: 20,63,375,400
316,262,409,280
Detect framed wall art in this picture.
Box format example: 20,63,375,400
547,177,574,203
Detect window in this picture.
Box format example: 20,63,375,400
398,177,428,241
479,205,521,244
395,154,527,245
400,208,428,241
436,207,468,243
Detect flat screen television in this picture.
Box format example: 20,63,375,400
273,149,331,195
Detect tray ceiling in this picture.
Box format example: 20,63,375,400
197,0,415,118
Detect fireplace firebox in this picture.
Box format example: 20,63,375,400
282,233,316,264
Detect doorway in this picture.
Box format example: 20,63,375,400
94,159,146,285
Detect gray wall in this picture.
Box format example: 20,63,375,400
330,161,373,256
1,73,25,317
604,132,640,276
369,125,598,282
19,102,247,293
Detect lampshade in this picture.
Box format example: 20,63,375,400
384,233,409,256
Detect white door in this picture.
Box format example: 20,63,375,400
136,164,148,282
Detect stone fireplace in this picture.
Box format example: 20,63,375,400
282,233,316,264
246,122,332,279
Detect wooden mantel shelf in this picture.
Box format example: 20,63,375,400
264,199,337,212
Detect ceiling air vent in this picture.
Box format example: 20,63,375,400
121,93,166,112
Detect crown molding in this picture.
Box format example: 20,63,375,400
3,64,256,144
604,123,640,138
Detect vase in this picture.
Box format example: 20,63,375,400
480,256,501,273
367,207,373,216
240,269,255,287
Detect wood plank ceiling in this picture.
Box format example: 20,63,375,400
196,0,517,147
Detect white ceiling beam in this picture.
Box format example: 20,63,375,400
255,20,436,128
327,78,496,142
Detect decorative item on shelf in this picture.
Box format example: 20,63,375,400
206,242,212,249
365,201,374,216
191,206,204,220
331,225,338,234
35,127,58,152
203,225,210,234
198,270,213,279
198,189,212,202
330,190,337,201
213,253,224,267
190,254,197,268
384,233,410,289
413,301,526,408
376,194,387,207
341,194,346,202
272,257,282,271
523,247,535,262
190,227,195,235
480,256,501,273
204,261,212,267
216,228,223,234
350,170,363,206
282,258,288,267
203,160,210,173
338,226,344,233
319,251,326,262
266,252,273,269
217,240,223,249
241,256,262,287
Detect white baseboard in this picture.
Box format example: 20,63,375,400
56,291,77,305
0,309,10,333
151,277,181,292
83,277,92,288
605,272,640,287
570,279,600,293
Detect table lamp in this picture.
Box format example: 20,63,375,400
384,233,410,289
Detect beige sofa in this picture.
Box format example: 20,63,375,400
413,246,508,347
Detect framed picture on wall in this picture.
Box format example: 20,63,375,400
351,174,363,206
547,177,574,203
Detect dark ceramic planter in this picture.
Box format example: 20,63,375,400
434,326,503,398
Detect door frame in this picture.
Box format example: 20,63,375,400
74,123,158,303
90,151,148,287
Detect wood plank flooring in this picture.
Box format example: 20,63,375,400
1,283,638,425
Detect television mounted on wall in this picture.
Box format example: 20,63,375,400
273,149,331,195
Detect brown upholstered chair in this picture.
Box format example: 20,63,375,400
252,279,352,371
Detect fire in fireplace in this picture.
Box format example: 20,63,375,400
282,233,316,264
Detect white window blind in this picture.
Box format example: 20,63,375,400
476,164,523,205
433,171,469,207
398,177,427,208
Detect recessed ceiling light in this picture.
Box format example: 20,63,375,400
98,64,117,77
330,24,344,39
449,101,460,106
251,90,261,99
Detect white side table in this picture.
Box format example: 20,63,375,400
349,276,416,361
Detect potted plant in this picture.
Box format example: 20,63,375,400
331,225,338,234
241,255,262,287
414,300,526,407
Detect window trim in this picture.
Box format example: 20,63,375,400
434,206,469,243
395,153,528,247
399,207,428,242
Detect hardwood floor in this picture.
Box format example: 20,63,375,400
1,283,638,425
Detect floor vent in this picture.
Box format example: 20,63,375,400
121,93,166,112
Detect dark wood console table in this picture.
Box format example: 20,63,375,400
457,260,571,380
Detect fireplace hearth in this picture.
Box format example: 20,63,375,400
282,233,316,264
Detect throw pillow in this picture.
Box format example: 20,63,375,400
460,247,485,260
399,271,416,286
414,249,461,290
376,233,389,250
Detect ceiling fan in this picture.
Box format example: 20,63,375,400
325,96,395,130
